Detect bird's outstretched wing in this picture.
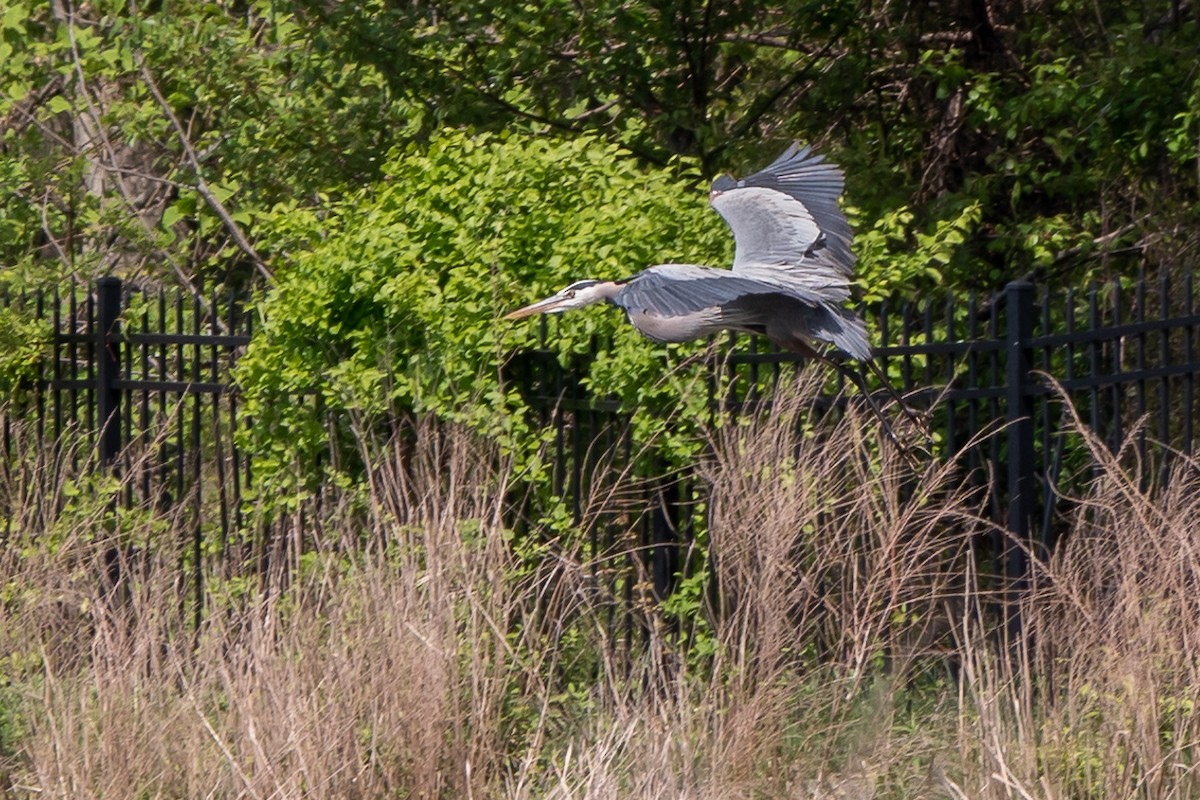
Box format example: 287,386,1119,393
709,143,855,278
615,264,830,317
613,264,869,359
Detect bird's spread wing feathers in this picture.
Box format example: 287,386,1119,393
709,143,855,278
613,264,830,318
614,264,868,359
613,267,751,318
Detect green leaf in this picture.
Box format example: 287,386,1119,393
2,4,28,30
161,203,183,232
47,95,72,114
208,180,238,205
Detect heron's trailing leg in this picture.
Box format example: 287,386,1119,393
860,356,932,442
826,358,926,466
775,337,928,465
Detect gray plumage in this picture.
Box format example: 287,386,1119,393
505,142,870,361
506,143,932,459
710,142,855,274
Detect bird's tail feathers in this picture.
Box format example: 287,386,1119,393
818,305,871,361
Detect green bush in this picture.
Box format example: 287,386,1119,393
237,131,733,489
237,130,987,498
0,308,49,403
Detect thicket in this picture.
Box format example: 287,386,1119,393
2,393,1199,797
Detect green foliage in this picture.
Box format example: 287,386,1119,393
288,0,860,171
852,202,983,302
0,0,406,288
0,307,49,402
237,131,730,488
4,0,1199,296
0,652,31,769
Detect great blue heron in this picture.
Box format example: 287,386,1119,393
505,142,923,451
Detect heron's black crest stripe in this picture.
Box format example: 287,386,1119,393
711,175,737,193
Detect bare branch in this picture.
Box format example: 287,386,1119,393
718,31,833,53
132,51,275,284
717,19,854,159
39,190,74,272
0,75,66,137
569,98,619,122
57,1,219,308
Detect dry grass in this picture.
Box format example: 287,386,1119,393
1,382,1199,799
953,401,1200,800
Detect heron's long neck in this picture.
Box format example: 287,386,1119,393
580,280,623,306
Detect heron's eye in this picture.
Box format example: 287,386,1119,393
566,290,576,299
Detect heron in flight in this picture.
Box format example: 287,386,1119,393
505,143,922,451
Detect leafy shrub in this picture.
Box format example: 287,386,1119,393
0,308,49,403
237,131,732,489
238,130,984,497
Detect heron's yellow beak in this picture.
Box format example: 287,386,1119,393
503,294,568,321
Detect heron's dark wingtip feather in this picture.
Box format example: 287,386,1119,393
765,141,817,171
818,304,871,361
757,141,843,194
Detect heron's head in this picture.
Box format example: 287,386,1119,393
709,174,738,201
504,279,615,320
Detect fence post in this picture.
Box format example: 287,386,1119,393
1005,281,1035,635
96,277,122,467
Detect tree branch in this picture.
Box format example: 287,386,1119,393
0,75,66,138
133,51,275,284
715,19,853,163
57,0,222,313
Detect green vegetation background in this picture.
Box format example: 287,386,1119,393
2,0,1198,473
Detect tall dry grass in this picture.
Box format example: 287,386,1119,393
951,401,1200,800
0,379,1198,798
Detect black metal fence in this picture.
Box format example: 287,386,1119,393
512,275,1200,602
3,275,1200,609
1,277,257,617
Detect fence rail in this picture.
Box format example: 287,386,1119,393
3,275,1200,621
